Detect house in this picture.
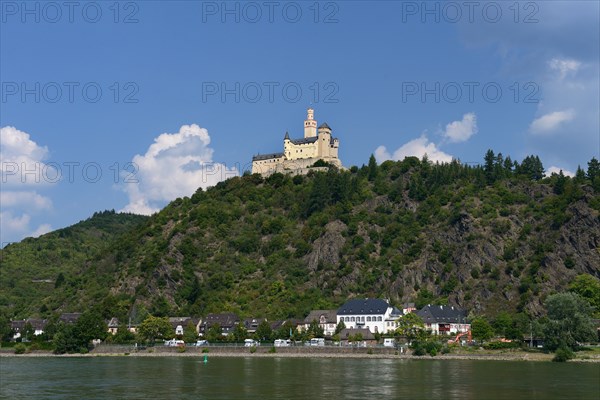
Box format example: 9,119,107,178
169,317,201,336
200,313,240,336
107,318,120,335
10,318,48,340
339,328,377,347
271,319,303,333
243,318,267,334
59,313,81,324
337,298,398,334
402,302,417,314
416,304,470,335
301,310,338,337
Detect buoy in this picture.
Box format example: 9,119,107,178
203,354,208,363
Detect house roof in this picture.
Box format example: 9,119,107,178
339,328,376,341
318,122,331,130
168,317,199,329
107,317,120,328
252,152,284,161
270,319,303,330
304,310,337,324
10,320,26,330
416,305,467,324
11,319,49,331
284,132,290,140
203,313,239,328
243,318,267,330
337,299,391,316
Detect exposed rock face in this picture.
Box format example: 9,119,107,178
306,220,346,271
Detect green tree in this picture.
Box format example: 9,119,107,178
368,154,378,181
255,319,272,342
471,317,494,342
113,324,136,344
307,319,324,338
569,274,600,316
137,316,172,344
394,312,426,341
182,322,198,343
232,322,248,342
74,311,108,344
587,157,600,180
484,149,496,184
334,320,346,335
205,323,223,342
53,323,85,354
543,293,596,351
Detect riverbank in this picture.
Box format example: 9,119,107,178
2,346,600,362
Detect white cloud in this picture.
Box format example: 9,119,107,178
30,224,52,238
442,113,478,143
0,126,55,244
0,191,52,210
375,135,453,164
546,166,575,177
0,126,52,186
549,58,581,80
121,124,238,215
529,109,575,134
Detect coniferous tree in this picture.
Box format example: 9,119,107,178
484,149,495,184
587,157,600,181
367,154,378,181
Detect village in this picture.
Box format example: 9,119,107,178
8,298,504,351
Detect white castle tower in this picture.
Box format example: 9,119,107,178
252,108,343,176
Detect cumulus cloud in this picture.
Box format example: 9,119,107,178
0,126,55,244
442,113,478,143
529,109,575,134
121,124,238,215
375,135,453,164
549,58,581,80
546,166,575,177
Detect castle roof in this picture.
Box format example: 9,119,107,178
284,131,290,140
252,152,284,161
289,137,318,145
318,122,331,130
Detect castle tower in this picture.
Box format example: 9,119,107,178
304,108,317,138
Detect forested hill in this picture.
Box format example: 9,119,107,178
0,211,148,317
1,153,600,323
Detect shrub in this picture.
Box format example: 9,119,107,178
177,346,186,353
14,343,27,354
268,347,276,354
249,346,257,353
202,348,209,353
552,346,574,362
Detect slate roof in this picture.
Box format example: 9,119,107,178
243,318,267,331
303,310,337,324
318,122,331,130
107,317,120,328
416,305,467,324
284,132,290,140
11,319,49,331
289,137,318,145
337,299,391,315
252,152,284,161
169,317,199,329
202,313,240,328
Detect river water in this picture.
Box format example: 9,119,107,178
1,357,598,399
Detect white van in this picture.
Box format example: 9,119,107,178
164,339,185,347
309,338,325,346
244,339,259,347
383,338,396,348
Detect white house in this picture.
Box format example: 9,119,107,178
302,310,338,337
337,299,401,334
416,304,470,335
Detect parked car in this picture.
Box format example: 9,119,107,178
383,338,396,348
195,340,209,346
244,339,259,347
309,338,325,346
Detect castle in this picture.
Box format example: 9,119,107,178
251,108,343,176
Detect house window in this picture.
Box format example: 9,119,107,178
366,317,371,322
377,316,382,322
361,316,365,322
351,317,355,322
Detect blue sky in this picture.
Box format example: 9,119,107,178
1,1,599,244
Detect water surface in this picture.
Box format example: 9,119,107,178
1,357,598,399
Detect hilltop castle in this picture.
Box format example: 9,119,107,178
251,108,343,176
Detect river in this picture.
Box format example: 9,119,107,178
1,357,598,399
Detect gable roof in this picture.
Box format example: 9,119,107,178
59,313,82,324
337,299,391,315
252,152,284,161
304,310,337,324
416,305,467,324
289,137,318,145
202,313,239,328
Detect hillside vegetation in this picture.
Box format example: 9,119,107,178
1,153,599,323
